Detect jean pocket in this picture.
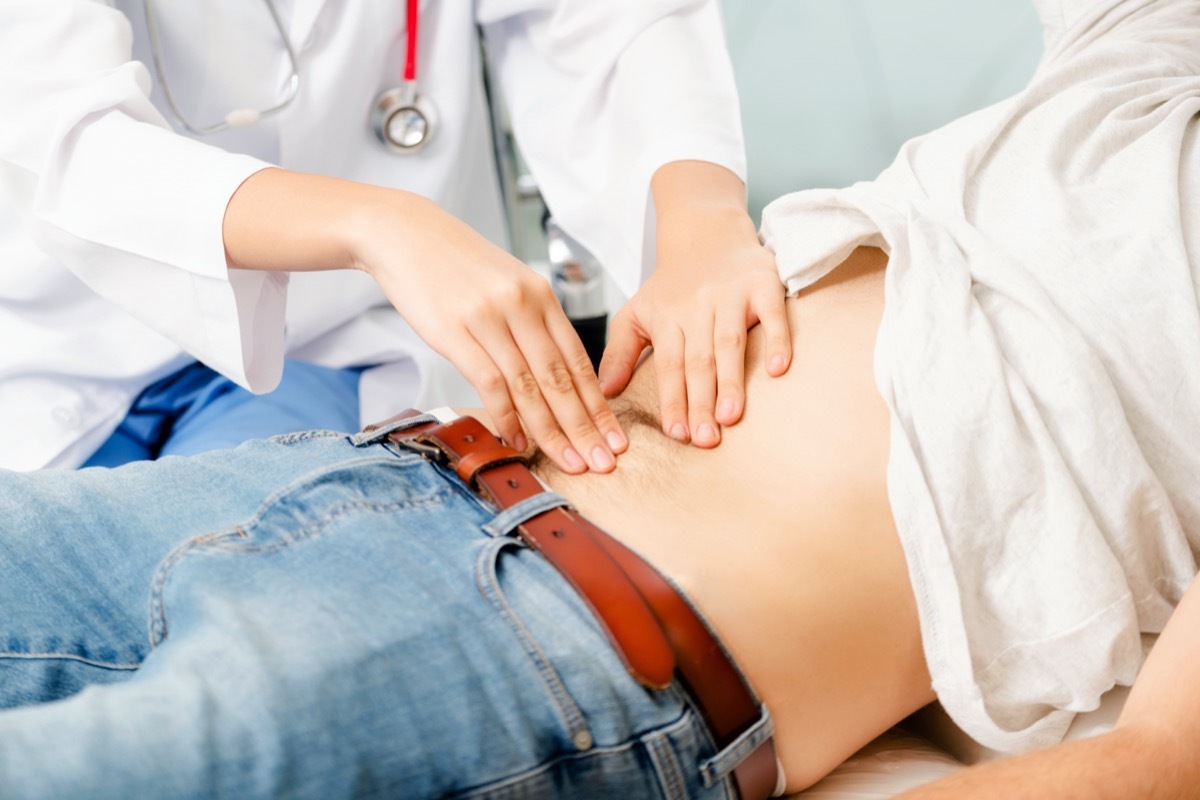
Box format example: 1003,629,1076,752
147,455,454,646
474,536,596,753
451,705,726,800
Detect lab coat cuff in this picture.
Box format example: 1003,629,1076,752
36,112,286,391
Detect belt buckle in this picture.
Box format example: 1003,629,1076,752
395,433,449,464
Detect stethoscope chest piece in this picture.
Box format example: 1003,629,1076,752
371,85,438,153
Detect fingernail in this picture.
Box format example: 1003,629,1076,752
590,446,614,470
697,423,719,444
606,431,626,451
669,423,689,442
717,398,735,420
562,447,585,471
769,355,786,374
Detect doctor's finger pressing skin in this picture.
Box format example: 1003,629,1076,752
599,162,793,447
223,168,626,474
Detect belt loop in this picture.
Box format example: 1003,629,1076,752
351,410,437,446
698,705,775,789
482,492,573,538
354,410,779,796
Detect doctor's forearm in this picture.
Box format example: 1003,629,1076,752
221,166,536,306
221,167,418,274
221,166,627,475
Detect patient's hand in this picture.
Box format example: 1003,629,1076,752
598,162,792,447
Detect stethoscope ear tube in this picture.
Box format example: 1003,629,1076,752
144,0,301,135
148,0,435,153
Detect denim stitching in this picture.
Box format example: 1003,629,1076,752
473,538,590,746
645,730,687,800
450,710,697,799
669,686,734,795
0,651,141,670
149,491,451,645
207,492,452,554
698,704,774,787
349,412,439,446
148,526,245,646
481,492,572,538
147,456,450,646
268,429,347,445
192,455,419,539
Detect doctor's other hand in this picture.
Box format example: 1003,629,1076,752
356,195,628,474
597,162,792,448
222,169,625,474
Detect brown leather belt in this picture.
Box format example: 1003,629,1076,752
364,410,779,800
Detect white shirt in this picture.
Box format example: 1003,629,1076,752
0,0,746,470
761,0,1200,753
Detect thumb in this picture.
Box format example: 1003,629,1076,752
598,310,650,397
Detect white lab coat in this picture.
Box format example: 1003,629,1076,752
0,0,745,471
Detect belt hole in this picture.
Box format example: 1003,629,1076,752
507,478,519,489
463,434,475,443
552,529,564,538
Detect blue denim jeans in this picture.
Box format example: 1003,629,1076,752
0,423,750,799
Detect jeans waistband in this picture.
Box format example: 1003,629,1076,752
357,409,780,799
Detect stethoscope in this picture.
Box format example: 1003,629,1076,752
144,0,436,153
369,0,438,153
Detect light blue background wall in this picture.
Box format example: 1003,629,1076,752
719,0,1046,222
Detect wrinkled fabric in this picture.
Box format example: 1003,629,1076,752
0,430,740,798
0,0,745,469
761,0,1200,752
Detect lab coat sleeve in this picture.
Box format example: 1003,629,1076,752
0,1,285,392
477,0,747,299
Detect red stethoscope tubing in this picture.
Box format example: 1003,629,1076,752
404,0,419,82
369,0,435,152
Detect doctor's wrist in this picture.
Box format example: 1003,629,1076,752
346,189,454,281
650,161,760,265
345,187,419,275
654,204,762,275
651,160,749,216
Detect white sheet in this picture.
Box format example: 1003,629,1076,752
790,686,1127,797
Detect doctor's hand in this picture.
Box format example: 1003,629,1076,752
597,161,791,448
354,194,627,474
222,169,625,475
